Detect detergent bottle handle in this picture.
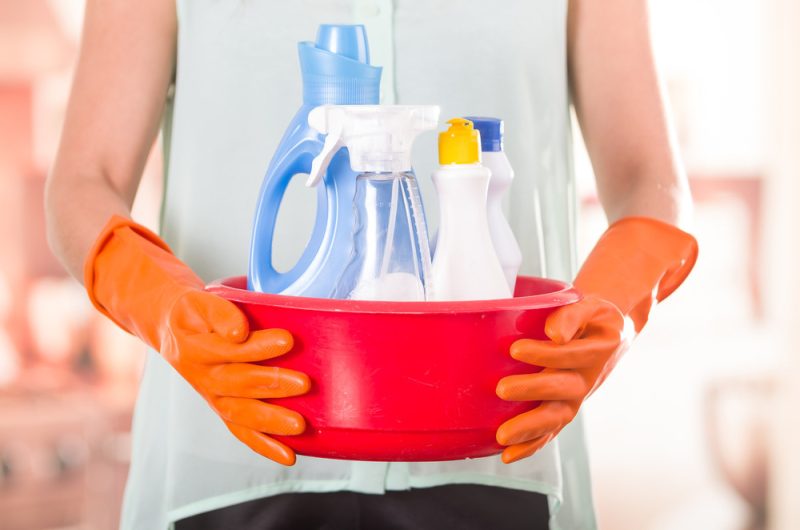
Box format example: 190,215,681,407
248,138,329,293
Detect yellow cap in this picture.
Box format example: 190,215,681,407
439,118,481,165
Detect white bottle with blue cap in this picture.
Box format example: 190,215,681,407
465,117,527,292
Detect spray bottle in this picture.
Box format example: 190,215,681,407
307,105,440,300
248,25,382,296
430,119,511,301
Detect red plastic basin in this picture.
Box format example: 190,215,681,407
207,276,580,461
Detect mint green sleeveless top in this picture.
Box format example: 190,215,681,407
121,2,594,529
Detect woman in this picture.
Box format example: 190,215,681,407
46,1,698,528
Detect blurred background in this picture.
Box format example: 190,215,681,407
1,1,799,529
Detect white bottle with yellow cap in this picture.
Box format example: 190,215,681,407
430,118,512,301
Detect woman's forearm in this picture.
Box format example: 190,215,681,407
568,0,692,228
46,0,176,282
46,173,135,280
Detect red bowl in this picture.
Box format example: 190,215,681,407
207,276,580,461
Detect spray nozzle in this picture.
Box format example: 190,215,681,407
306,105,440,187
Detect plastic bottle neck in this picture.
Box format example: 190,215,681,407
357,170,414,180
437,178,493,249
435,166,491,215
303,79,381,106
299,42,381,106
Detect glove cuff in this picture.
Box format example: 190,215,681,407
574,216,698,332
83,215,204,348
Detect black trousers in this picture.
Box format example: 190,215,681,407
174,484,549,530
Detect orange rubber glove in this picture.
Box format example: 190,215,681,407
496,216,698,463
84,215,310,465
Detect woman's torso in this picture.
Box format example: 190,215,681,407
121,2,592,529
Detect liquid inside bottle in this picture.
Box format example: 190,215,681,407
334,171,432,301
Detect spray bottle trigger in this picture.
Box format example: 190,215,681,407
307,106,344,187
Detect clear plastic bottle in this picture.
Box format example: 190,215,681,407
306,105,439,300
335,171,431,300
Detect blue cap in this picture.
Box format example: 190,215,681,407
464,116,503,152
315,24,370,64
299,25,381,105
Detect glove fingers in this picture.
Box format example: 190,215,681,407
206,364,310,399
213,396,306,436
186,328,294,363
510,336,621,369
655,232,699,302
497,369,588,402
496,401,574,446
173,291,250,342
544,297,622,344
501,434,554,464
198,292,251,343
224,421,296,466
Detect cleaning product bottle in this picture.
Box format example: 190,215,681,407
464,117,524,292
248,25,382,296
306,105,440,300
430,119,511,301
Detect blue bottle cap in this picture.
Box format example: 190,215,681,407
464,116,503,152
315,24,370,64
299,25,381,105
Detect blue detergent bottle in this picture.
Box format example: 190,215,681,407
248,25,382,295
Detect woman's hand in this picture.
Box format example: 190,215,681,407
495,217,698,464
163,290,310,465
86,216,311,465
496,297,629,463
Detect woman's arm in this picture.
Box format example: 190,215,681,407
568,0,692,227
48,2,309,465
46,0,177,280
495,1,700,463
